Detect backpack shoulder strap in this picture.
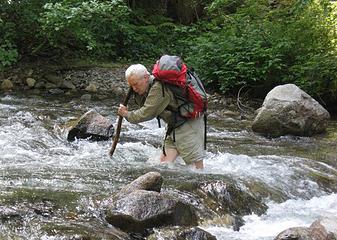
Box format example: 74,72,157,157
153,78,165,97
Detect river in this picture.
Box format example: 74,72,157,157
0,91,336,239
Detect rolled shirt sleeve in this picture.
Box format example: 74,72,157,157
126,81,172,123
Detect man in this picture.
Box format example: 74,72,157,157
118,64,205,169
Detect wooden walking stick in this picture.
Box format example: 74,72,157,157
109,87,133,157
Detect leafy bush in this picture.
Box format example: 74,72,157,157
0,18,18,70
0,42,18,70
113,10,191,61
1,0,337,107
185,0,337,101
39,0,131,59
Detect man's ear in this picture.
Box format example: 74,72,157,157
145,73,150,81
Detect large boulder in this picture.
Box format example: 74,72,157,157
66,109,114,141
106,172,198,233
252,84,330,137
106,190,198,233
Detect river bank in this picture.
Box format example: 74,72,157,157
1,60,264,126
1,60,336,118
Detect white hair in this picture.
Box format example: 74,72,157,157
125,64,149,80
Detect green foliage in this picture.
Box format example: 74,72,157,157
0,42,18,70
0,18,18,70
1,0,337,106
39,0,130,59
185,0,337,103
115,10,190,61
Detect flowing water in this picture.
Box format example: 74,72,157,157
0,91,337,239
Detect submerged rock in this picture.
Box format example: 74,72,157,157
66,109,114,141
0,206,22,221
199,181,268,216
171,179,268,231
252,84,330,137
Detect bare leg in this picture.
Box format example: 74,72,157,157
160,148,179,163
193,160,204,170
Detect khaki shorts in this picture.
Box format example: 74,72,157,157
164,116,205,165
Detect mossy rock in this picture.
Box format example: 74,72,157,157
41,222,131,240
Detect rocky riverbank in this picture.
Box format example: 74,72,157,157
0,62,129,98
0,61,251,122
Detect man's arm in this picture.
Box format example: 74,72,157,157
126,82,171,123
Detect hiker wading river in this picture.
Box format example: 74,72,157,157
0,61,337,239
118,56,208,169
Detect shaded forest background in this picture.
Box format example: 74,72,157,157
1,0,337,110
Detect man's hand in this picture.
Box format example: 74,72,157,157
118,104,128,117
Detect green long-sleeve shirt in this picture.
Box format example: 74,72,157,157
126,77,180,125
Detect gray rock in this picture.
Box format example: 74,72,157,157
117,171,163,197
26,77,36,88
106,172,198,233
106,189,198,233
178,227,217,240
309,217,337,240
85,82,97,92
80,94,92,100
0,206,22,221
274,217,337,240
45,82,58,89
35,81,45,89
274,227,313,240
61,80,76,90
1,79,14,91
45,74,63,86
66,109,114,141
26,69,34,77
252,84,330,137
199,181,268,216
147,226,217,240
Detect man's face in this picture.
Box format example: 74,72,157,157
127,74,149,95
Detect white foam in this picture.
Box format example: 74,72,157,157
203,193,337,240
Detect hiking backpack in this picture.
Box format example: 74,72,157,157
152,55,208,150
152,55,208,119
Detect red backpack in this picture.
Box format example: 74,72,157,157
152,55,208,119
152,55,208,150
